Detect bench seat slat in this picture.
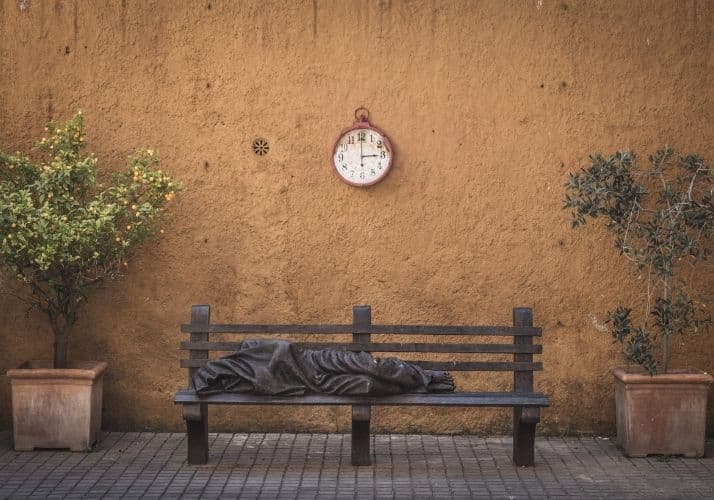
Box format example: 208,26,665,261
174,389,550,407
413,361,542,371
180,341,543,354
179,359,542,371
180,324,542,336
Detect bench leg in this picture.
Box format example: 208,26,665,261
184,403,208,465
513,407,539,467
351,405,371,466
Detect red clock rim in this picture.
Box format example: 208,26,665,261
330,120,394,187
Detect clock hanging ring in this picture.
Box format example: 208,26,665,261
331,107,394,187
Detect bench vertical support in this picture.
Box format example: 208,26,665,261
186,305,210,465
513,307,536,466
351,305,372,466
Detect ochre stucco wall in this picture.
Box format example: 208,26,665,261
1,0,713,435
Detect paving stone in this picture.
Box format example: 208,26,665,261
0,433,712,498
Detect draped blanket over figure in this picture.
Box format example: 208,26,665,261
192,339,455,396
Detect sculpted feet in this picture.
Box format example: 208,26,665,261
427,371,454,392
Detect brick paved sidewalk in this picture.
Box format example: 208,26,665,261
0,431,712,499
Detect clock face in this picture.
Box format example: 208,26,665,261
331,125,393,186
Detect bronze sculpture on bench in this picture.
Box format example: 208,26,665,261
193,339,455,396
175,305,549,467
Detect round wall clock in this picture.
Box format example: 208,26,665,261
331,107,393,187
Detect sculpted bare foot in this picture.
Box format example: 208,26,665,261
427,371,454,392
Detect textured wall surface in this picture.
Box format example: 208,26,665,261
0,0,712,434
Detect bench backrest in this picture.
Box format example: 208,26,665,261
180,305,542,394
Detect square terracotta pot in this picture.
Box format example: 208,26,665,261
7,361,108,451
612,366,713,457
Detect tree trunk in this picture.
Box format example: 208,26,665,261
50,285,78,369
53,330,69,369
662,280,669,374
50,310,73,369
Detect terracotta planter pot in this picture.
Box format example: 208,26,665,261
7,361,108,451
612,366,713,457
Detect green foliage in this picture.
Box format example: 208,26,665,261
565,147,712,374
606,307,658,374
0,112,180,367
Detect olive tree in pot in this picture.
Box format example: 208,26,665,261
1,112,179,450
564,147,713,457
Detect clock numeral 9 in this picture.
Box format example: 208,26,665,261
338,153,344,162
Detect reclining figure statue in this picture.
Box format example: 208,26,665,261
193,339,455,396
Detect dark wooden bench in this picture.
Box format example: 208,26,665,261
175,305,549,466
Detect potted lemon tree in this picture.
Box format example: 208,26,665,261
564,147,713,457
1,112,179,450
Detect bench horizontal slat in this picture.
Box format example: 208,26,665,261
174,389,550,407
414,361,542,371
180,341,543,354
179,359,543,371
180,324,542,336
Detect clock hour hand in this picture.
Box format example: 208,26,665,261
361,154,379,158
